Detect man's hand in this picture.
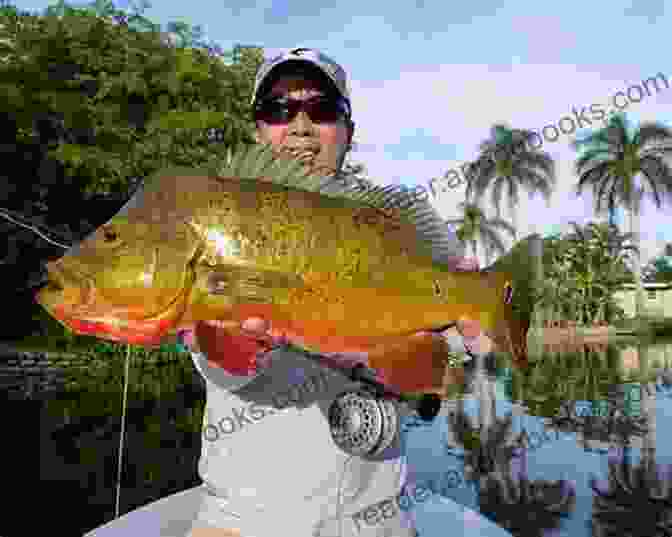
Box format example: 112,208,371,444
179,317,288,374
456,318,494,357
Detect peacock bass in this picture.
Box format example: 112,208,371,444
35,144,530,394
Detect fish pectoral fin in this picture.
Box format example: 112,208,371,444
193,322,279,374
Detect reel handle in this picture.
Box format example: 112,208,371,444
294,347,442,423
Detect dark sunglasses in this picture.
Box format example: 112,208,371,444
254,96,350,125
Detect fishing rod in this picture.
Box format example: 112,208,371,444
0,208,72,250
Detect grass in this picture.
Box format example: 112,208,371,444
1,332,188,365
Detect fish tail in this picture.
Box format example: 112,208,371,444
482,233,542,365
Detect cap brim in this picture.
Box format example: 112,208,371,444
251,58,345,107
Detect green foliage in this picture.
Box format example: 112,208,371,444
468,122,557,219
572,112,672,216
534,222,636,325
508,344,626,419
446,202,516,264
1,0,263,199
1,0,266,336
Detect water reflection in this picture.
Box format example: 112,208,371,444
412,337,672,537
4,339,672,536
441,353,578,537
589,446,672,537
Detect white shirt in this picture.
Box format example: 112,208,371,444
188,345,417,537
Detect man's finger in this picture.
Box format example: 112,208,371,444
456,318,494,357
456,318,482,339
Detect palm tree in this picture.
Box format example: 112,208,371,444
572,113,672,319
446,201,516,266
469,124,556,235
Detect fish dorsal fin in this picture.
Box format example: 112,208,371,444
208,143,463,264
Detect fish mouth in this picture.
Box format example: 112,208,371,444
49,310,170,346
36,262,197,347
40,286,189,347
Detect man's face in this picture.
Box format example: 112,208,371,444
254,74,354,177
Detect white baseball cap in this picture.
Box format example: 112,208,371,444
251,47,351,115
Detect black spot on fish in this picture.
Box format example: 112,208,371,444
504,282,513,304
207,273,231,295
433,280,442,297
103,228,118,242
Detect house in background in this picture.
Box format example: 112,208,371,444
613,282,672,318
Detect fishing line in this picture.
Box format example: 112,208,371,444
114,343,132,519
1,205,131,521
0,208,71,249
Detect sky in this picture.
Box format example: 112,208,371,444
15,0,672,266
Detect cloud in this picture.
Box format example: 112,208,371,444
348,63,672,263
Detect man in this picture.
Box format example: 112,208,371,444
185,48,492,537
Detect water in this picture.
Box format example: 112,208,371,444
2,338,672,537
406,338,672,537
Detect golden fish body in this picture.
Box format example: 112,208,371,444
35,144,530,368
184,180,514,344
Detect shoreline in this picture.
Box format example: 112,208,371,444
527,325,639,354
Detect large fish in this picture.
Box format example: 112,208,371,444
35,144,531,394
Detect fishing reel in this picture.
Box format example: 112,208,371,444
327,363,441,456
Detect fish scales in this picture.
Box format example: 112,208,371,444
169,174,505,341
35,143,532,387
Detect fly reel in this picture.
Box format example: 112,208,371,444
328,387,399,457
320,362,440,456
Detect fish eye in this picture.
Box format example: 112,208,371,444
504,282,513,304
100,225,122,246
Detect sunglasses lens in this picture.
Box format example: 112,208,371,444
255,101,290,124
256,98,347,124
308,101,344,123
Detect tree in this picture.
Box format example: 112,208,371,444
572,112,672,319
0,0,264,337
445,201,516,266
534,223,636,326
468,123,556,236
1,1,261,200
564,222,638,324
